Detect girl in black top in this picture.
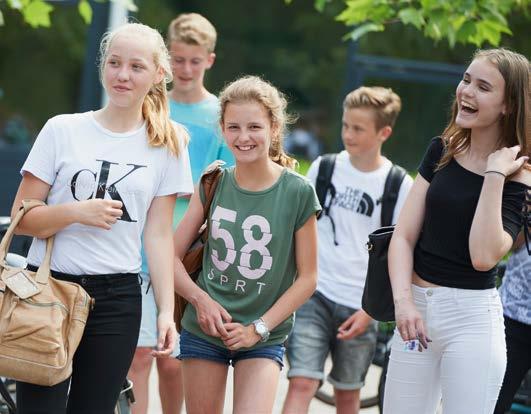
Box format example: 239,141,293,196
384,48,530,414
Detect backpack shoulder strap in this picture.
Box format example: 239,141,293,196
381,164,407,227
315,153,337,212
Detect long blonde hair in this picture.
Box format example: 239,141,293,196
219,76,297,169
439,48,530,170
99,23,188,157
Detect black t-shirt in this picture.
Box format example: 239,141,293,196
414,137,528,290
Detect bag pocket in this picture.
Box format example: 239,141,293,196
1,296,67,355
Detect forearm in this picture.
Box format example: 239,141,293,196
261,271,317,331
145,232,175,316
388,234,415,303
14,203,79,239
469,174,510,269
174,258,210,305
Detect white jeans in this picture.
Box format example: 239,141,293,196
383,284,506,414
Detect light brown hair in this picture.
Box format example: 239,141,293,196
167,13,217,53
343,86,402,129
99,23,188,157
439,48,530,170
219,76,297,169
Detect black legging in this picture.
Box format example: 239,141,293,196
16,270,141,414
494,316,531,414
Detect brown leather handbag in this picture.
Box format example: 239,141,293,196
175,164,223,332
0,200,93,386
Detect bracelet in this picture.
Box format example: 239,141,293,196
484,170,506,178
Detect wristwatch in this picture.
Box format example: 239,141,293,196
252,318,270,342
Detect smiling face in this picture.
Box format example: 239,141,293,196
221,101,274,165
102,31,163,109
455,57,506,131
169,41,214,96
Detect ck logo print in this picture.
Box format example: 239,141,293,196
70,160,147,222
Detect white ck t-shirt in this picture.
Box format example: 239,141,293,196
307,151,413,309
22,111,193,275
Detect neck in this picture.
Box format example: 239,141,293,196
233,159,282,191
169,86,210,104
95,104,144,133
348,150,385,172
468,124,501,160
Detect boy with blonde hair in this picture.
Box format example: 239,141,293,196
128,13,233,414
283,86,413,414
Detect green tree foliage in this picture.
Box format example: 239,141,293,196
299,0,530,47
0,0,137,27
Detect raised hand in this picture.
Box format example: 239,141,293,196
486,145,529,177
77,199,123,230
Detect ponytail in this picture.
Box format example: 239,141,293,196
143,82,188,157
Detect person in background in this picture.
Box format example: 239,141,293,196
282,86,413,414
494,231,531,414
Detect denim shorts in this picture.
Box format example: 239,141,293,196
137,273,179,356
287,291,377,390
178,329,285,369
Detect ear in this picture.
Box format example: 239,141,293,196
379,125,393,142
501,103,507,116
271,121,281,139
205,53,216,70
154,67,165,85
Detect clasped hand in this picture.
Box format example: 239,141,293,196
195,295,261,350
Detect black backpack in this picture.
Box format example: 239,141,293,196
315,153,407,244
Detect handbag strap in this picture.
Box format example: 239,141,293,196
0,199,54,285
201,163,223,218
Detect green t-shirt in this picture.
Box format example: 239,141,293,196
181,167,321,349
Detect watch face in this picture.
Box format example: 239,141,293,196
253,320,269,340
256,323,267,336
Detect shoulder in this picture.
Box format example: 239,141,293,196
47,112,88,128
509,166,531,187
283,168,314,190
171,120,190,142
427,136,445,154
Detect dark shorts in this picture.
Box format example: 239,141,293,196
178,329,285,369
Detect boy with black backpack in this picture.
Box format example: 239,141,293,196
283,86,413,414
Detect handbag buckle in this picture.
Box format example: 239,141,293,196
366,242,373,251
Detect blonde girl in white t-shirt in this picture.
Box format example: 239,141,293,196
10,23,192,413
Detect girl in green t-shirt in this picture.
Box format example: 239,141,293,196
174,75,321,413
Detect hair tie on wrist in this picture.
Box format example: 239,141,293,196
484,170,506,178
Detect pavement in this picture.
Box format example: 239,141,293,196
146,359,381,414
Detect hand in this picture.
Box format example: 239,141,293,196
221,323,261,350
152,312,177,358
77,199,123,230
194,294,232,338
486,145,529,177
394,297,430,351
337,309,373,340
